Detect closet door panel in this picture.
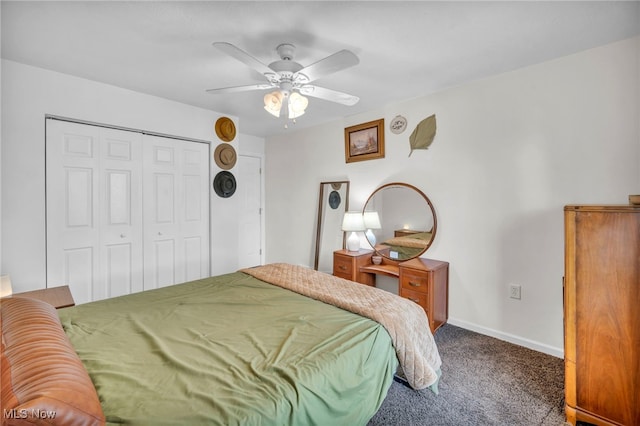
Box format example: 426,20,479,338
46,120,143,303
65,168,94,227
47,121,100,303
154,239,176,288
63,247,95,304
142,135,209,290
184,236,203,282
99,128,143,299
106,243,133,298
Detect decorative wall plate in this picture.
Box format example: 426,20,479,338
328,191,341,209
390,115,407,134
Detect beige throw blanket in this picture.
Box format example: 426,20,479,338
240,263,442,390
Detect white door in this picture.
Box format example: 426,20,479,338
46,120,143,303
237,155,262,268
142,135,209,289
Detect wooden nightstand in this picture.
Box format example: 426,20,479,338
333,249,375,286
11,285,75,309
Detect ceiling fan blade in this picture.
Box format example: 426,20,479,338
206,83,274,94
299,85,359,106
296,50,359,83
213,42,277,79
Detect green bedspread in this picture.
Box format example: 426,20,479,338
58,271,398,425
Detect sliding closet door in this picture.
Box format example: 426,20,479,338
142,135,209,289
47,120,210,303
46,119,143,303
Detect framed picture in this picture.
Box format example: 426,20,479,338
344,119,385,163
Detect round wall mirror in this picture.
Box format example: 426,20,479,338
363,182,437,261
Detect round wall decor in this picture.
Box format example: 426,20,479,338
328,190,341,209
215,116,236,142
390,115,407,134
213,171,237,198
214,143,237,170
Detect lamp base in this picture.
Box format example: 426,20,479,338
346,231,360,252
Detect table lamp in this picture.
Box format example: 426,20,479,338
342,212,365,252
363,211,381,246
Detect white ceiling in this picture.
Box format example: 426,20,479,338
2,1,639,138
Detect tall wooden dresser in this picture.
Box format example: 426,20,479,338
564,205,639,426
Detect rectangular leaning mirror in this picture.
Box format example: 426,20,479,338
314,181,350,272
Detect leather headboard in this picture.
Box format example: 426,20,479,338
1,297,105,426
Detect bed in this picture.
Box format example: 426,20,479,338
1,263,441,426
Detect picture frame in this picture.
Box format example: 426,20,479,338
344,119,385,163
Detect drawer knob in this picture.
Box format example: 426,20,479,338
339,265,347,271
408,297,419,304
409,281,421,287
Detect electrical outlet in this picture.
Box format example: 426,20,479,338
509,284,522,300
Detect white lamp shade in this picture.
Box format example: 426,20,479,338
288,92,308,118
342,212,365,252
264,91,284,117
0,275,13,298
363,211,381,229
342,212,365,232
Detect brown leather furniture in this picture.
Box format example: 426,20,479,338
1,297,105,425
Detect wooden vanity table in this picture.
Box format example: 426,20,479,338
333,249,449,333
330,182,448,333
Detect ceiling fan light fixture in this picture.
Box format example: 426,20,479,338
209,42,361,126
264,91,283,117
264,90,308,119
288,92,308,119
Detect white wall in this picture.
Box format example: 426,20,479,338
0,59,264,291
265,36,640,356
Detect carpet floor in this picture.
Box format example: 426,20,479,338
368,324,566,425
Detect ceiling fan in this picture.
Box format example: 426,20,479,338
206,42,360,120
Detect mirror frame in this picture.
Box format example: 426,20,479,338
314,180,350,270
363,182,437,261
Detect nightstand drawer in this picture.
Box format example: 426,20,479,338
401,288,428,315
400,270,430,293
333,256,353,279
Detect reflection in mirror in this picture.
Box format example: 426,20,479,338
314,181,350,272
363,183,436,261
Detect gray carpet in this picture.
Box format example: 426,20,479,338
368,324,566,426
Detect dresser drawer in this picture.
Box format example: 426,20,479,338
400,269,430,293
400,288,428,315
333,255,353,280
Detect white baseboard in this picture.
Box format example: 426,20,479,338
447,317,564,359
